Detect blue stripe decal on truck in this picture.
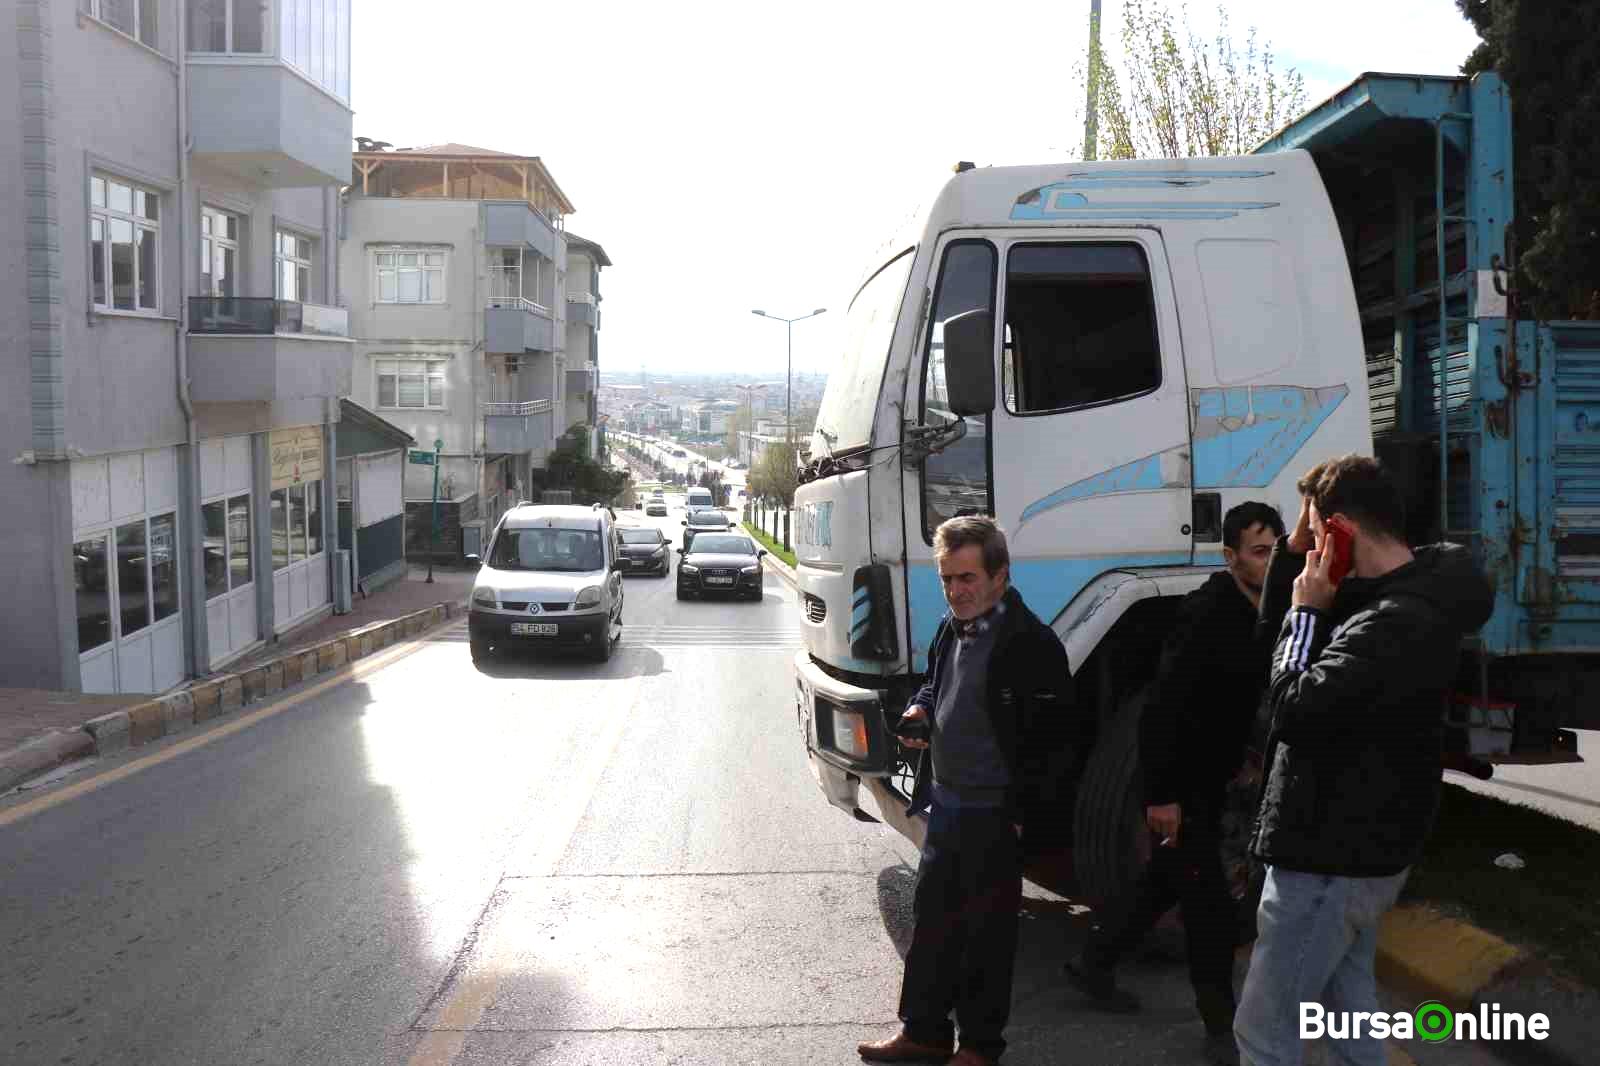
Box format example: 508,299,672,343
1191,384,1349,487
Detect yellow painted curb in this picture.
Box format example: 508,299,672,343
1374,904,1526,1009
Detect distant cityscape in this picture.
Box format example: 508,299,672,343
598,369,829,469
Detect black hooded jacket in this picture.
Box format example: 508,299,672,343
1251,540,1495,876
1139,571,1267,817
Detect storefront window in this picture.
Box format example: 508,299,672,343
203,500,228,599
150,513,179,622
289,484,307,564
74,536,113,653
229,494,252,588
271,488,289,571
305,480,323,556
116,521,149,636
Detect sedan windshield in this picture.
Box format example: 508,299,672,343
687,535,755,556
619,529,661,544
488,527,604,572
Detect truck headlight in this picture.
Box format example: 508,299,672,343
574,586,602,608
471,589,497,608
831,706,870,759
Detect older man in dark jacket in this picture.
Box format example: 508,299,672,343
1235,457,1494,1066
858,515,1074,1066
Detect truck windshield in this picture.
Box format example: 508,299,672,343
813,248,916,453
488,527,604,572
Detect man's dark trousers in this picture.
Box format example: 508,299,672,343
1083,793,1236,1031
899,799,1022,1059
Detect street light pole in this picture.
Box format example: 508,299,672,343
751,307,826,453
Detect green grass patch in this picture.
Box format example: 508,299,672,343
1403,782,1600,987
743,521,796,568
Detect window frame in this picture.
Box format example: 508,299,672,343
200,205,243,299
72,509,181,655
274,228,314,303
83,0,160,49
201,492,254,602
90,172,162,315
185,0,269,55
374,358,448,412
374,247,447,306
999,240,1165,419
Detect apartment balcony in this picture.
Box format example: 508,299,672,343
187,298,352,407
187,58,352,188
565,366,596,397
483,201,559,260
566,292,598,329
483,400,554,459
485,297,556,354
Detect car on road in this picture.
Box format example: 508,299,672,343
676,532,766,601
681,507,731,549
645,500,668,517
465,504,625,664
617,526,670,576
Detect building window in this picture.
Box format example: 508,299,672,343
202,494,253,600
275,231,313,303
270,479,323,572
74,535,113,653
278,0,350,102
90,174,160,313
74,511,179,653
200,206,240,298
375,359,447,410
186,0,265,54
375,249,445,304
84,0,160,48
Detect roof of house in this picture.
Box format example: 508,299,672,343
337,399,416,454
394,143,513,157
564,232,612,267
353,143,576,214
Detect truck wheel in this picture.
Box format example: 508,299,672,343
1072,685,1263,944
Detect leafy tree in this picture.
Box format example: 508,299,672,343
1086,1,1306,160
544,426,628,503
1457,0,1600,318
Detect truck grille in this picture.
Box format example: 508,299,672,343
804,594,826,624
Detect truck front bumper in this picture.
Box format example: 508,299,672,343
794,650,899,817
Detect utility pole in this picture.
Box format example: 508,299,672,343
1084,0,1103,161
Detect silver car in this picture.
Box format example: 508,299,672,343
466,505,625,663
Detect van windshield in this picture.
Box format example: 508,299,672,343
813,248,916,453
488,527,604,572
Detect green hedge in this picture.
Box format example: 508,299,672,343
742,521,796,568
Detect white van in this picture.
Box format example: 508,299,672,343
467,504,625,663
685,486,715,513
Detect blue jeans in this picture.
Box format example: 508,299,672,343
1234,866,1409,1066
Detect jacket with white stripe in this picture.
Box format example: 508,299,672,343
1249,538,1494,876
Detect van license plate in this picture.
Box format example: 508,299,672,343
511,622,558,636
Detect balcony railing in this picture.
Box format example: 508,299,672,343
485,295,551,315
482,399,553,416
188,297,348,337
566,292,597,305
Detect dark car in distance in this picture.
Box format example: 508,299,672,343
617,526,670,576
676,533,766,601
680,508,731,550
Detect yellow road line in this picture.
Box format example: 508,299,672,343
405,666,642,1066
0,632,441,829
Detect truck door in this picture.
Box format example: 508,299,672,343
990,233,1193,626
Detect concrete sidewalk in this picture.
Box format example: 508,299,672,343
0,565,473,794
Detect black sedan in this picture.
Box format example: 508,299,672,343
680,508,732,551
676,533,766,601
617,526,671,576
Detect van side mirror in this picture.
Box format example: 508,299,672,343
464,553,481,565
941,308,996,417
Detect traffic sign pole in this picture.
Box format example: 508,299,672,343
426,438,442,583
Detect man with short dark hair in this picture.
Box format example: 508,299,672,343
858,515,1074,1066
1065,502,1284,1065
1234,456,1494,1066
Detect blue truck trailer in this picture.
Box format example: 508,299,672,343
1258,71,1593,762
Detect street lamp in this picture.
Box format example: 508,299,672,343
751,308,826,451
733,382,768,467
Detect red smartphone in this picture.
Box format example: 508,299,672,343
1321,517,1355,585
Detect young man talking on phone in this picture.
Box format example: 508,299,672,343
1234,457,1493,1066
857,515,1074,1066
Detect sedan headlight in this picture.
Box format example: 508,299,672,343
740,565,759,574
574,586,602,608
471,588,498,608
680,563,699,574
651,547,666,558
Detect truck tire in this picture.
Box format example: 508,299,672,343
1073,684,1264,944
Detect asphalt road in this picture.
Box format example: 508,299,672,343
0,497,1503,1065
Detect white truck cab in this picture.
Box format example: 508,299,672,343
792,153,1370,898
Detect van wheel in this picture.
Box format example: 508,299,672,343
592,625,615,663
470,637,493,664
1072,685,1263,943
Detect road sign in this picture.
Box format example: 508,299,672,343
408,449,436,466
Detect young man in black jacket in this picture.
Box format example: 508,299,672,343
858,515,1074,1066
1065,502,1283,1064
1234,456,1494,1066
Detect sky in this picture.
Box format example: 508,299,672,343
350,0,1484,381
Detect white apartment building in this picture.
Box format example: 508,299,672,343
1,0,354,692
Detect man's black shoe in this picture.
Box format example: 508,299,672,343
1062,958,1141,1013
1202,1031,1240,1066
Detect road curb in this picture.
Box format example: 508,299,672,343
1375,904,1597,1064
1,602,464,787
766,553,800,590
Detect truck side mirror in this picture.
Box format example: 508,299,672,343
941,308,996,417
